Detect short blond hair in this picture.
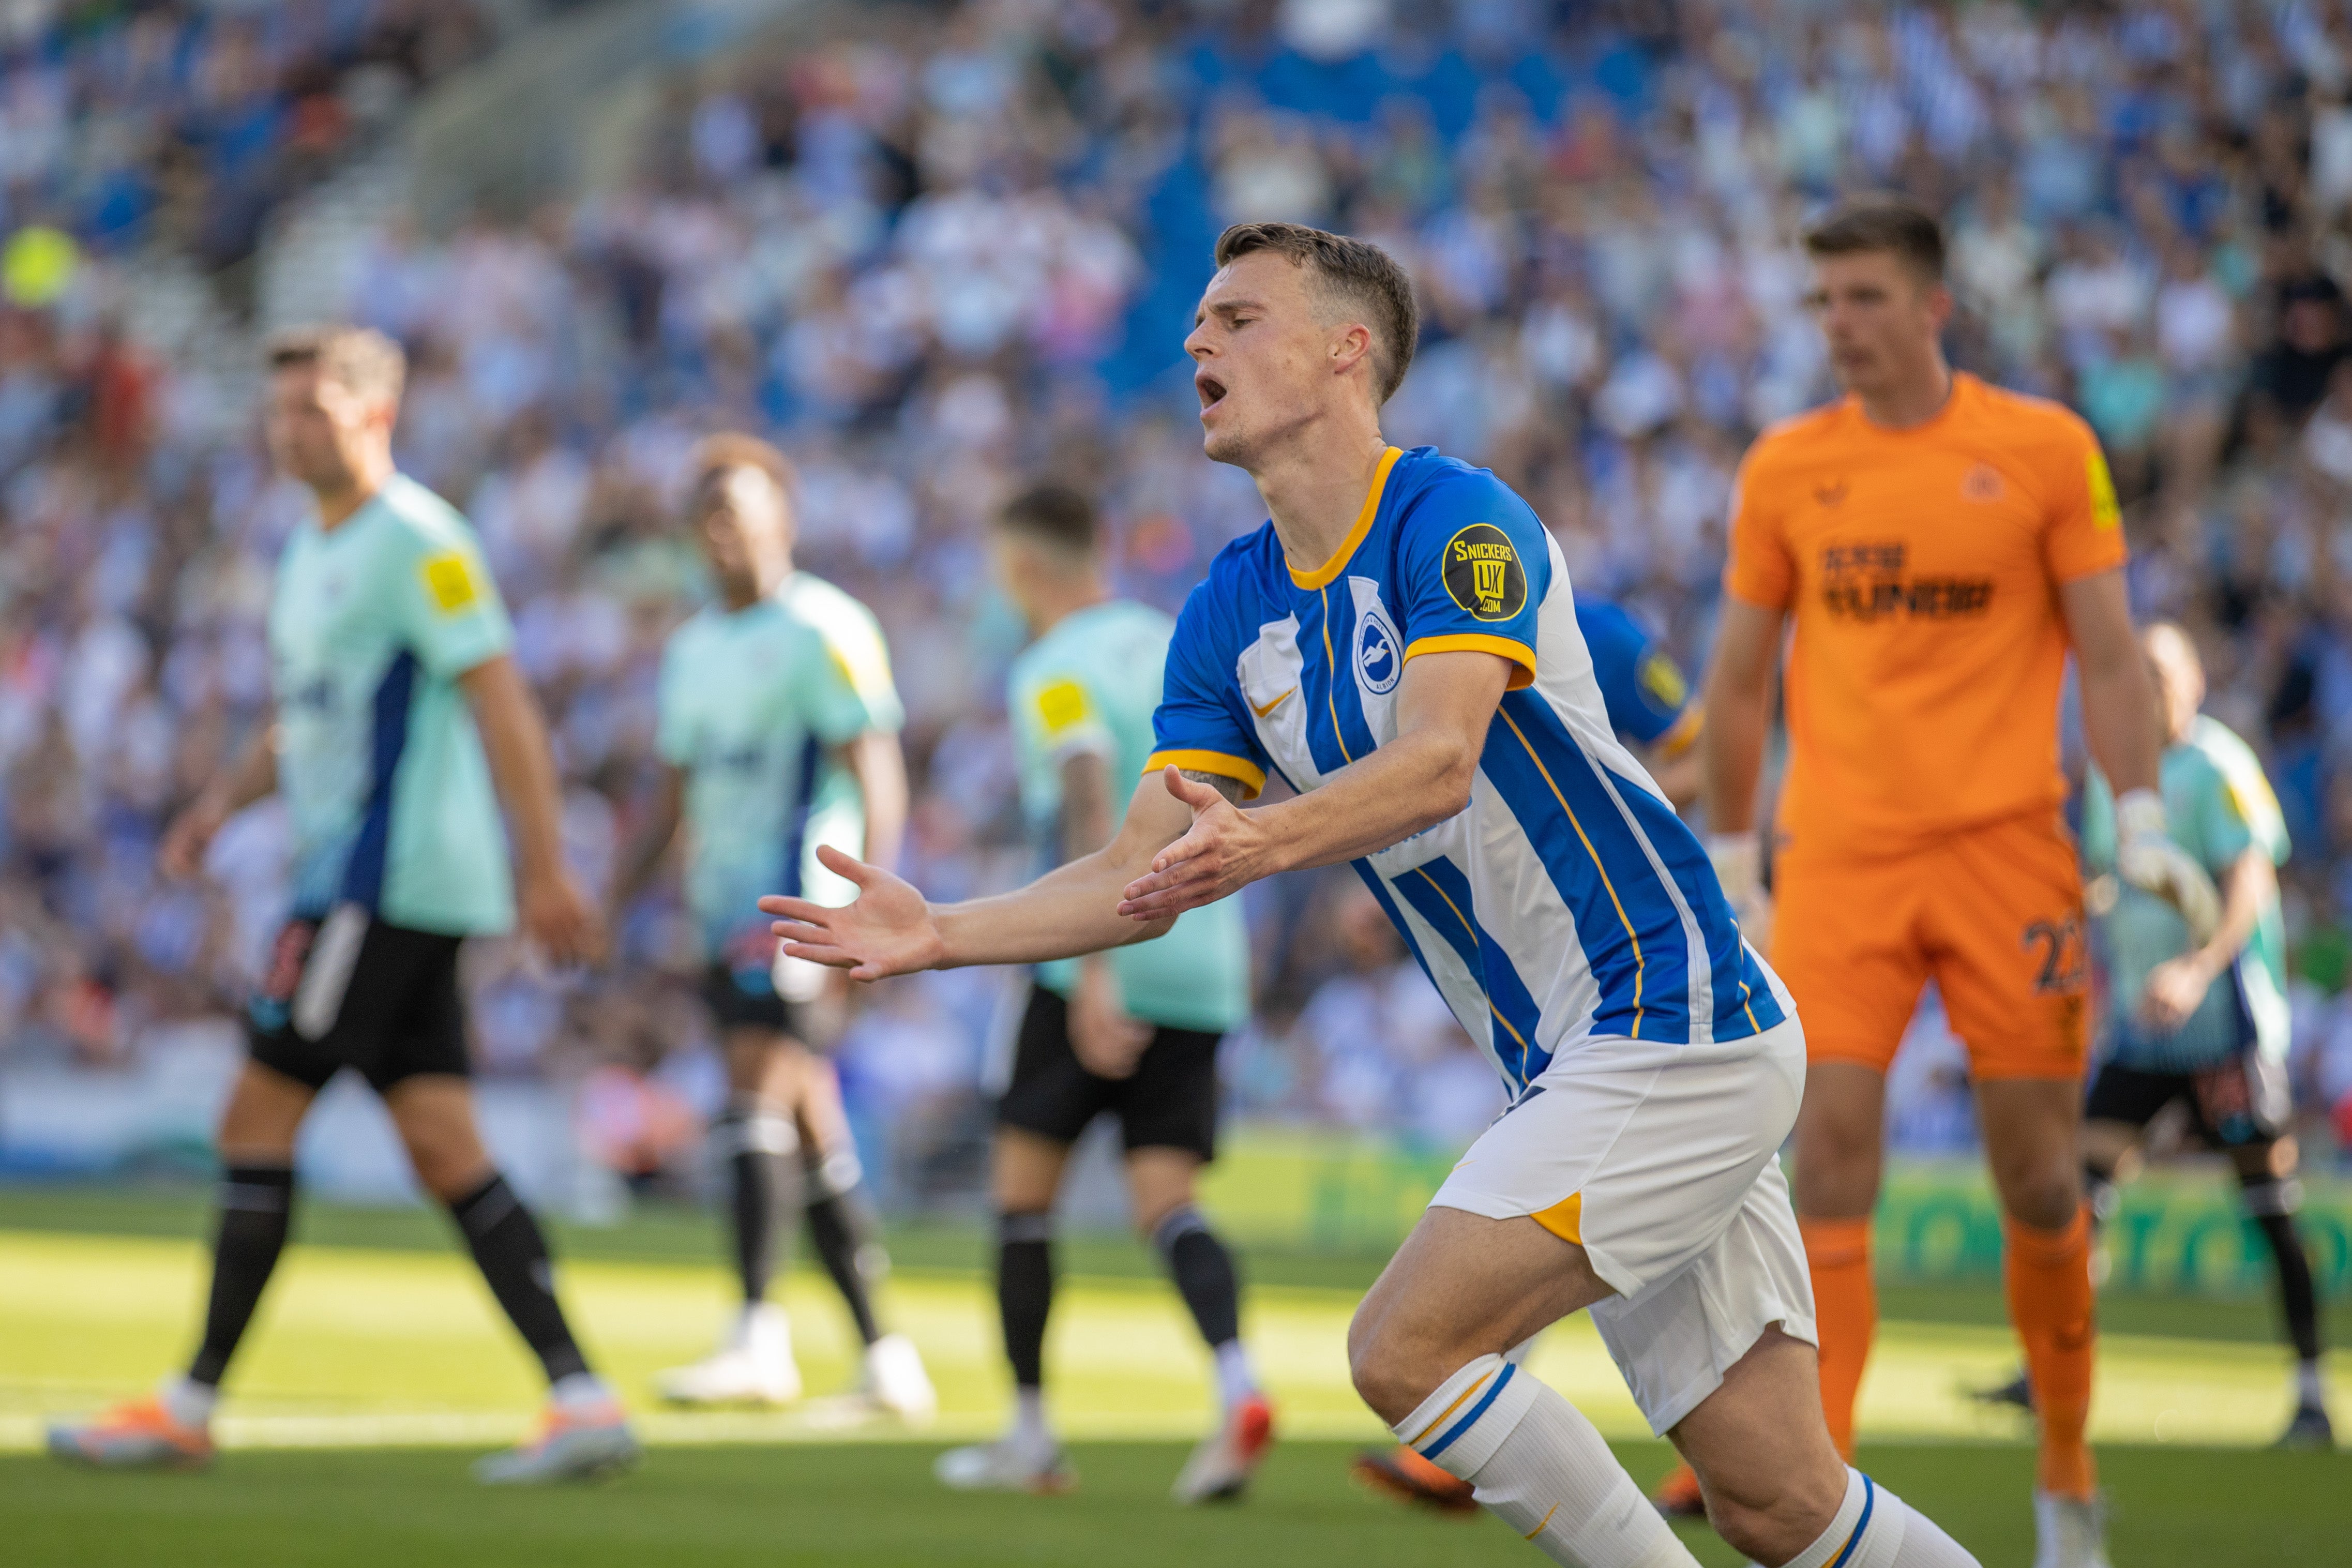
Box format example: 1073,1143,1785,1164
686,431,799,514
264,324,406,406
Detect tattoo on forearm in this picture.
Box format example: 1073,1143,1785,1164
1181,768,1248,806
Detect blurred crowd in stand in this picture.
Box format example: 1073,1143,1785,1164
15,0,2352,1197
2,0,497,271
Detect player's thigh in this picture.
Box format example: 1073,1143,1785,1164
1591,1155,1816,1438
1349,1205,1612,1423
1973,1076,2084,1229
788,1050,852,1149
1792,1060,1888,1219
1433,1026,1805,1299
1666,1327,1846,1537
383,1074,493,1201
1123,1146,1202,1235
2081,1118,2145,1174
992,1126,1072,1213
1770,851,1928,1074
2226,1133,2300,1185
1927,812,2090,1082
722,1026,796,1100
216,1058,320,1161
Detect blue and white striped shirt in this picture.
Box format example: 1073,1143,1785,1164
1149,445,1786,1095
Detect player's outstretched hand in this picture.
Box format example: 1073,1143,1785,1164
1117,766,1270,922
1068,956,1152,1080
2137,952,2215,1033
762,845,943,982
521,867,606,967
159,793,230,881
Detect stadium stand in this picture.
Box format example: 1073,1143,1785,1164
10,0,2352,1200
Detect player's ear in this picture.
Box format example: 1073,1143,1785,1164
1330,321,1374,378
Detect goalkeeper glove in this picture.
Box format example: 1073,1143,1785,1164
2114,788,2221,943
1708,832,1773,949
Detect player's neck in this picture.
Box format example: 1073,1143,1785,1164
309,452,395,532
1853,358,1956,432
1253,425,1392,576
720,559,789,612
1026,573,1109,637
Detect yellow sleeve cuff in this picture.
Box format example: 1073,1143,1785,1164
1654,705,1703,758
1143,749,1266,801
1403,634,1537,690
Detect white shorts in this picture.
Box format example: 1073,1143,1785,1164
1429,1017,1817,1434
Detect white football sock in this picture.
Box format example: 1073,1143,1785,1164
1011,1386,1052,1450
1213,1340,1257,1412
1779,1467,1978,1568
159,1375,217,1428
1393,1354,1698,1568
2296,1358,2326,1410
549,1372,614,1411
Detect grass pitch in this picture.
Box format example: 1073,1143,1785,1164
1,1187,2345,1565
5,1438,2347,1567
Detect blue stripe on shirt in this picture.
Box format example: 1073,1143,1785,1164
1597,740,1785,1040
339,650,418,911
1404,854,1552,1087
1483,689,1692,1040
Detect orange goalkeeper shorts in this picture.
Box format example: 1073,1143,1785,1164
1770,809,2090,1082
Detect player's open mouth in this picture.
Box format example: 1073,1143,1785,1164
1196,373,1227,415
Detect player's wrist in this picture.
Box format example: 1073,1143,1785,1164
1706,832,1760,899
2115,787,2167,845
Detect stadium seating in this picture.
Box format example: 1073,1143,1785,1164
6,0,2352,1197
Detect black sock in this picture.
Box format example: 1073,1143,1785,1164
187,1163,297,1387
446,1172,589,1384
715,1096,800,1305
804,1142,885,1345
1152,1204,1241,1350
2243,1174,2325,1369
998,1211,1054,1390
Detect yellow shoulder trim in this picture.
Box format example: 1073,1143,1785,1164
1403,633,1537,690
1288,446,1403,590
1143,749,1265,800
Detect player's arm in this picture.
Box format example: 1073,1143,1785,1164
460,653,602,963
159,704,280,879
2062,568,2221,938
2139,844,2272,1031
1114,649,1509,921
1057,749,1154,1078
1698,595,1784,933
1699,597,1782,835
1640,713,1703,809
760,766,1229,979
835,730,909,872
2063,568,2162,796
608,762,685,917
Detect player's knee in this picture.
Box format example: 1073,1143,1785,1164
1700,1457,1846,1564
1345,1306,1445,1424
397,1118,490,1200
1991,1157,2079,1231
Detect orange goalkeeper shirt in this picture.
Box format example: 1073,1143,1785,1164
1723,372,2128,856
